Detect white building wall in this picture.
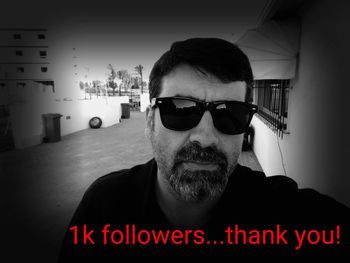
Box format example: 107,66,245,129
10,95,129,149
250,116,286,176
252,0,350,207
4,27,134,150
140,93,149,112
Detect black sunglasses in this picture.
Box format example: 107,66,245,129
151,96,258,135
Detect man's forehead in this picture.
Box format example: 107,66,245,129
160,65,246,101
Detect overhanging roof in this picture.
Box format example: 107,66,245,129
236,18,300,79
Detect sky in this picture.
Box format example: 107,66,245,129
1,0,269,83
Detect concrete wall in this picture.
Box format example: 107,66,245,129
10,94,129,149
250,116,286,176
252,0,350,207
140,93,149,112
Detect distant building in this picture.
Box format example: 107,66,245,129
0,28,54,151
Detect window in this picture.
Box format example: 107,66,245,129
254,79,290,137
17,82,26,88
35,80,55,92
41,67,48,73
17,67,24,73
38,34,46,39
13,34,21,39
39,50,47,58
15,50,23,56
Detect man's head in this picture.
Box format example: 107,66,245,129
146,38,255,203
149,37,254,103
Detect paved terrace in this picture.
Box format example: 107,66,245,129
1,111,262,262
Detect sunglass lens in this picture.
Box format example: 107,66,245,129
212,103,251,134
158,98,202,131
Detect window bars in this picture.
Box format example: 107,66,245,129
254,79,290,138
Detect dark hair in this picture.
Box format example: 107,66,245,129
149,37,254,102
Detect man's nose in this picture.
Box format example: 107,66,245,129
189,111,219,148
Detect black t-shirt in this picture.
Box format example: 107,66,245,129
58,159,350,261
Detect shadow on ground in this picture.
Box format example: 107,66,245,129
1,111,262,262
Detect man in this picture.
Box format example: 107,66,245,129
58,38,349,260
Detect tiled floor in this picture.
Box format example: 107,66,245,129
1,111,262,262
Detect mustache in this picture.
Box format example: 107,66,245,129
173,142,228,171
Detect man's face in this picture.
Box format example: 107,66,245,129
147,64,246,203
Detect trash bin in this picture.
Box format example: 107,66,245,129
121,103,130,119
42,113,62,142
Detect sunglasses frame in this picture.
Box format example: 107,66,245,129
151,96,258,134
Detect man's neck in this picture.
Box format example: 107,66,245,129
155,170,220,229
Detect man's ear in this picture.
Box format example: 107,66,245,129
145,105,154,140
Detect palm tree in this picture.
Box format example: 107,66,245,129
117,70,128,96
134,64,144,94
107,64,117,96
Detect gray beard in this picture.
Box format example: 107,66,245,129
151,133,237,203
168,163,229,203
